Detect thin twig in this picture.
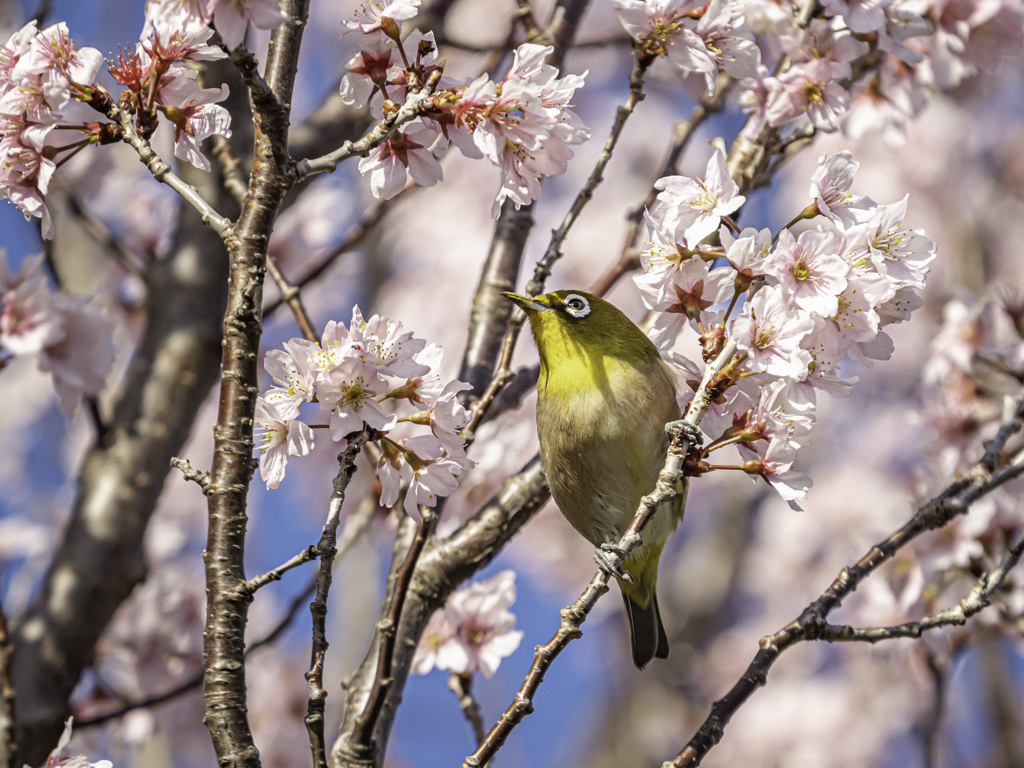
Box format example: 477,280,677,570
305,431,371,768
104,102,231,235
464,339,740,768
0,596,15,768
265,255,318,341
262,191,406,320
52,179,147,276
211,134,249,207
449,673,486,748
170,456,211,493
524,51,649,298
76,489,382,730
346,508,439,760
227,43,278,112
669,400,1024,768
244,546,318,594
292,69,443,183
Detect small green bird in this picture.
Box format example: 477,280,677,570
503,289,687,668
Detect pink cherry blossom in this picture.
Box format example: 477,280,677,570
12,22,103,86
0,132,57,239
38,294,116,416
396,434,472,517
164,84,233,171
737,65,771,138
822,0,892,33
732,284,814,379
315,357,396,440
780,19,869,80
826,271,892,352
255,398,315,490
612,0,716,83
766,60,850,132
389,342,444,405
647,260,734,348
741,437,812,508
412,570,524,678
146,23,227,63
721,225,774,292
43,717,113,768
0,21,38,95
840,196,936,289
357,120,444,199
651,148,745,247
342,0,421,35
809,151,877,228
213,0,288,51
634,214,708,307
696,0,762,91
0,253,62,354
339,34,395,108
766,227,849,316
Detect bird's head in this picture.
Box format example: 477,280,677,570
501,290,659,375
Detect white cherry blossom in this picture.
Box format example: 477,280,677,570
766,228,849,316
316,358,397,440
651,148,745,247
262,338,318,419
732,284,814,379
358,120,444,199
255,398,315,490
164,84,232,171
213,0,288,51
809,151,877,228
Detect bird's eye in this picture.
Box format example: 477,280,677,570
563,293,591,318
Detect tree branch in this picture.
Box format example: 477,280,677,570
448,673,486,748
669,403,1024,768
463,339,740,768
305,431,371,768
104,103,232,235
292,69,443,183
200,2,310,765
265,254,318,341
0,598,14,768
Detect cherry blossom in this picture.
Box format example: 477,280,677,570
255,398,316,489
343,0,421,36
316,357,396,440
766,228,849,316
766,60,850,132
351,308,431,377
41,717,113,768
12,22,103,87
38,294,116,416
415,379,473,456
822,0,892,33
841,196,936,289
634,214,709,306
826,271,892,351
339,33,395,108
389,343,444,405
162,84,233,171
358,120,444,199
808,151,877,228
0,21,37,94
646,259,734,348
732,284,814,379
695,0,762,90
612,0,716,84
0,253,61,354
780,19,869,80
213,0,288,51
411,570,524,678
741,437,813,508
262,338,318,419
651,148,745,247
721,225,773,292
0,133,56,238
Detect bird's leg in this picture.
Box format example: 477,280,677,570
594,543,635,584
665,419,703,447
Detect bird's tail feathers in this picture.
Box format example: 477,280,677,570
621,591,669,669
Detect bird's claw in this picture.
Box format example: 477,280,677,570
594,543,635,584
665,419,703,447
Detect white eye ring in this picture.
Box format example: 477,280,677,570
563,293,591,318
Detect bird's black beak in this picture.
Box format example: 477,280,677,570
501,291,548,312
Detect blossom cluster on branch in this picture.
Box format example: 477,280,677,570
615,0,1023,143
643,148,935,506
340,1,590,212
255,306,475,517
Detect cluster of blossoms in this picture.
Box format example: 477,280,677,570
0,21,103,237
614,0,1023,145
0,250,114,415
255,306,475,517
639,148,935,506
339,0,590,214
0,0,292,238
412,569,524,678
